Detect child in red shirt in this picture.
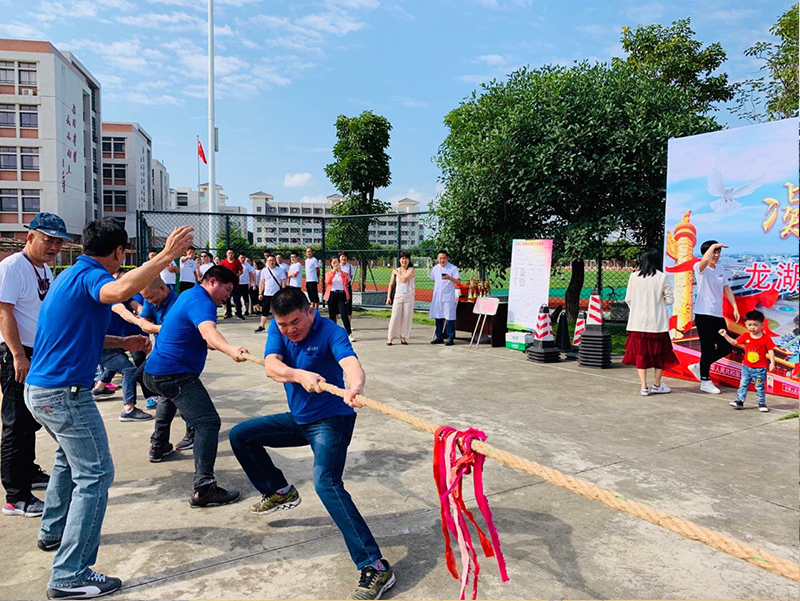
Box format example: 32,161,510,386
719,310,776,412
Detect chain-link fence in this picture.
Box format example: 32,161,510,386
136,210,437,311
137,210,644,322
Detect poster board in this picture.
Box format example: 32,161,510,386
507,239,552,332
663,118,799,399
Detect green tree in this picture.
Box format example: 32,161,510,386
432,61,719,320
733,3,799,122
618,18,735,113
216,227,255,258
324,110,393,284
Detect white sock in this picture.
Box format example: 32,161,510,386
276,484,291,495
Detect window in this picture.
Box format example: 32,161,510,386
278,207,288,213
103,190,127,212
113,165,126,181
102,165,112,179
21,189,40,212
18,63,36,85
176,192,188,207
113,140,125,154
256,206,262,212
19,105,37,128
0,147,16,170
20,147,38,171
0,62,13,84
0,105,14,127
0,189,17,212
102,139,111,153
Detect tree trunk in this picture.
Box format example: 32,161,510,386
565,259,585,322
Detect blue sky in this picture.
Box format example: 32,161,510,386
0,0,792,211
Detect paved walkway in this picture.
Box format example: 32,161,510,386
2,316,797,600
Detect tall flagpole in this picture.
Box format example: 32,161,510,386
196,135,200,190
207,0,217,253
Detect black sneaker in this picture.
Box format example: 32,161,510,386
253,326,265,333
91,387,115,398
188,484,240,508
175,431,194,451
38,538,61,551
430,338,444,345
148,442,174,463
347,560,396,600
46,571,122,599
31,468,50,490
444,339,455,346
223,315,233,319
237,315,246,320
729,400,745,410
119,407,153,422
3,496,45,517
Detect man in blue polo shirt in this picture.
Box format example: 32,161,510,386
138,277,194,457
229,287,394,601
25,218,193,600
144,265,248,508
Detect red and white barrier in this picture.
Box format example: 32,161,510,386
573,313,586,346
534,306,554,341
587,294,603,326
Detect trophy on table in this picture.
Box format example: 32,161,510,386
467,278,476,301
482,280,491,297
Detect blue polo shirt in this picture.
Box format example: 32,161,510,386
264,310,356,424
27,255,115,388
145,284,218,376
107,294,145,337
140,289,178,332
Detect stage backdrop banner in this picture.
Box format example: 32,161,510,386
664,118,799,399
507,239,552,332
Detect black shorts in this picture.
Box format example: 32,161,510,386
306,281,319,303
261,295,272,316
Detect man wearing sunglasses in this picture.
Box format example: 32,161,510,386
0,213,71,522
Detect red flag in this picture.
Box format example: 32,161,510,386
197,139,207,164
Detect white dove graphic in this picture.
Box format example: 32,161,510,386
707,169,764,213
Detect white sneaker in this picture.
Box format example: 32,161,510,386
699,380,721,394
640,388,651,396
687,363,701,382
758,405,770,412
348,334,357,343
651,383,671,394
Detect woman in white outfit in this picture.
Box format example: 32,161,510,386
386,252,415,345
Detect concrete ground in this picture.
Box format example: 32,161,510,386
1,315,798,601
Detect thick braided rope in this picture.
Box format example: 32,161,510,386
242,352,799,582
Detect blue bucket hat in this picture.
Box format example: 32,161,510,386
25,213,73,241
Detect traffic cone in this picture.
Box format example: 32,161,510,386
573,311,586,347
579,289,611,368
528,305,560,363
554,310,572,353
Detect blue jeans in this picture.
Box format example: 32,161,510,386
24,384,115,588
143,373,220,491
97,349,137,406
229,412,382,569
434,318,456,341
737,365,767,405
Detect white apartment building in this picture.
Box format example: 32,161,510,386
0,39,101,241
151,158,169,211
101,121,152,239
249,192,425,248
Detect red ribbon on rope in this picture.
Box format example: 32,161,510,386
433,425,510,600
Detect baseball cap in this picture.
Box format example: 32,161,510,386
25,213,73,241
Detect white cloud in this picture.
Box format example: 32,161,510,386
624,2,665,24
575,23,617,36
298,194,326,203
0,21,46,39
105,91,184,106
477,53,508,66
284,172,313,187
399,96,427,108
711,9,759,22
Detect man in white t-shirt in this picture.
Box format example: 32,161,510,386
198,251,214,276
160,253,179,292
275,253,290,282
238,255,257,316
688,240,740,394
429,251,461,346
287,252,304,289
178,248,199,294
0,213,71,518
304,247,321,310
254,255,286,332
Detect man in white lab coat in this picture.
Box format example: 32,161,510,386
428,251,461,346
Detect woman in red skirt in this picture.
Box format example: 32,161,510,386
623,248,680,396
